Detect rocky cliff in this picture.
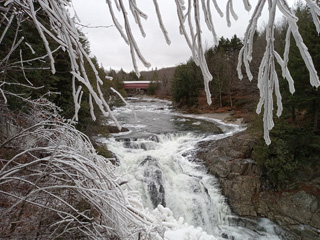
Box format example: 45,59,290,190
197,131,320,239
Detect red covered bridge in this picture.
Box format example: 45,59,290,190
123,81,151,90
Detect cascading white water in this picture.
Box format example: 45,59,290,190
97,97,287,239
105,133,231,234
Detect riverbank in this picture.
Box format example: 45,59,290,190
197,129,320,240
198,112,245,125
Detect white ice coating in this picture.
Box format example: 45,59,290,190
2,0,320,144
103,0,319,144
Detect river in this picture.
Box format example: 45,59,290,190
97,97,288,239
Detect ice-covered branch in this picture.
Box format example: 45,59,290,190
2,1,320,145
153,0,171,44
1,0,122,126
237,0,319,143
0,101,163,239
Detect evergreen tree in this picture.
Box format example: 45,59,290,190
206,35,243,107
147,70,160,95
277,3,320,131
252,2,320,187
171,59,203,107
0,6,73,113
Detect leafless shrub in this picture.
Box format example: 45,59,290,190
0,100,163,239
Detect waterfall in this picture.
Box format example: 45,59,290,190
104,133,231,234
96,97,286,239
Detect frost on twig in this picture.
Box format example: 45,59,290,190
237,0,320,144
173,0,220,105
0,100,164,239
1,0,121,126
105,0,319,144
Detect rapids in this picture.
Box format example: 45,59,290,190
96,97,288,239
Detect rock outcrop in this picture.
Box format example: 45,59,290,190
197,131,320,239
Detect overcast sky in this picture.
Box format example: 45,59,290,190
70,0,297,73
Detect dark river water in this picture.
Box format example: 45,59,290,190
96,97,288,240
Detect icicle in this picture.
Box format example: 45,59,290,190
201,0,211,29
273,74,283,117
274,51,295,94
106,0,129,44
129,0,147,37
229,0,239,21
79,47,104,85
240,0,266,69
226,0,238,27
282,25,292,78
0,88,7,104
74,85,83,122
256,53,267,114
19,49,33,86
27,0,55,74
206,0,219,46
277,0,298,22
153,0,171,45
306,0,320,34
291,24,320,87
201,0,219,46
187,0,196,48
226,1,231,27
118,0,151,72
244,53,253,81
129,0,148,20
62,25,79,72
194,0,213,105
251,0,279,145
25,42,35,54
237,47,244,80
70,0,81,23
89,94,96,121
211,0,224,17
110,87,137,121
242,0,252,11
191,34,200,65
275,0,319,87
114,0,121,11
129,42,141,78
175,0,192,49
3,0,15,6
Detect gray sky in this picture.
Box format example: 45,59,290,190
70,0,297,73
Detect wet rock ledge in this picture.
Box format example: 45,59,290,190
197,131,320,240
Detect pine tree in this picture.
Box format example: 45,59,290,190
171,59,203,107
278,3,320,131
206,35,243,107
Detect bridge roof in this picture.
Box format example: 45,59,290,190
123,81,151,84
123,81,151,89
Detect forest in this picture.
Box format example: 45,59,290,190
168,3,320,187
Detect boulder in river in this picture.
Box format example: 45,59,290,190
107,125,129,133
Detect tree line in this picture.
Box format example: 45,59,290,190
253,3,320,187
171,2,320,187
